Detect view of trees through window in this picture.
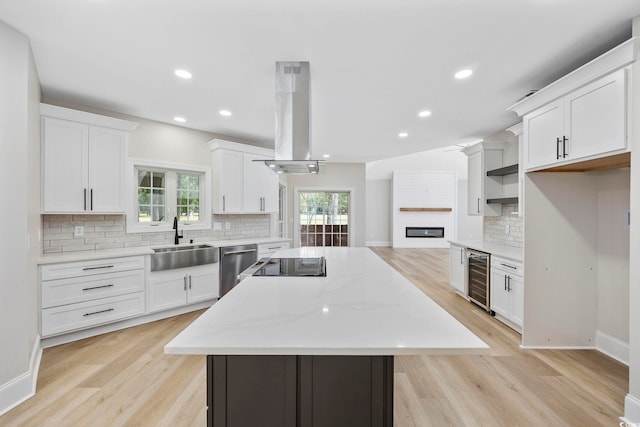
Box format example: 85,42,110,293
136,169,201,224
298,191,349,247
177,173,200,222
137,170,165,222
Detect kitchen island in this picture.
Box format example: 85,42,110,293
165,247,489,427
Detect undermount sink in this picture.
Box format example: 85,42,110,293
151,244,219,271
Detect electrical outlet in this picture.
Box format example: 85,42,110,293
213,222,222,231
74,226,84,237
225,222,231,230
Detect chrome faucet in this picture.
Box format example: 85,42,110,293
173,217,183,245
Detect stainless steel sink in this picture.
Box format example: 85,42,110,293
151,244,218,271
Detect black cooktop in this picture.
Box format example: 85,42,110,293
252,257,326,277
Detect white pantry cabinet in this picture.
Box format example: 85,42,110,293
40,256,146,337
449,243,466,297
148,263,219,313
209,139,279,214
490,256,524,333
41,104,138,213
523,69,627,171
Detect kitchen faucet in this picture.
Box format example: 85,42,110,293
173,217,183,245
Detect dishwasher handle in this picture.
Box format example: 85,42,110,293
223,248,257,256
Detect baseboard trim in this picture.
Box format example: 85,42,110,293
0,335,42,416
622,394,640,424
595,330,629,365
365,241,391,247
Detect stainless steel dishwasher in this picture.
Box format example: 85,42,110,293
219,244,258,297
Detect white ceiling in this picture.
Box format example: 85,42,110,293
2,0,640,163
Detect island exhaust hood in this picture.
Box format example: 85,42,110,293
260,61,322,174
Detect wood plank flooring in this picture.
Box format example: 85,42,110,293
0,248,628,426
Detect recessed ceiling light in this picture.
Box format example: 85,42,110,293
398,132,409,138
174,116,186,123
418,110,432,118
174,69,192,79
455,69,473,79
323,154,330,158
219,110,232,117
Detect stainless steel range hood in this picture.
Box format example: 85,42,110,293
261,61,322,174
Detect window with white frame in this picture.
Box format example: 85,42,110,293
126,160,211,233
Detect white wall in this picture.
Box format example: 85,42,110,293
286,163,366,247
365,147,483,245
625,15,640,422
0,21,41,414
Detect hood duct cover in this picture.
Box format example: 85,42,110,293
261,61,321,174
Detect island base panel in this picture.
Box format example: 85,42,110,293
207,355,394,427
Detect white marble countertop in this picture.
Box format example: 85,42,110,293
164,247,489,356
37,237,291,265
448,240,523,263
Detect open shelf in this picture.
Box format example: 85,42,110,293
486,197,518,205
486,164,518,176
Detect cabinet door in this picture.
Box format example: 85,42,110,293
88,127,126,212
509,274,524,328
261,165,279,213
490,268,509,319
243,153,264,213
188,264,219,302
449,245,465,294
42,118,89,212
216,150,244,213
566,69,627,161
523,99,564,170
467,152,482,215
148,271,188,312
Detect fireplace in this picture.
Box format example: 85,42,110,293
405,227,445,238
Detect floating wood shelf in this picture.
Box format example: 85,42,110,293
399,207,452,212
486,197,518,204
486,164,519,176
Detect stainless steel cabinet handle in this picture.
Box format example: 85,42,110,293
183,276,187,291
90,188,93,210
500,263,517,270
82,284,114,291
504,275,507,291
477,197,480,214
188,275,192,290
82,265,114,271
83,308,114,317
84,188,87,210
507,276,511,292
556,137,561,160
222,195,226,212
562,136,568,158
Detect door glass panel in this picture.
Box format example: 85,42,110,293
298,192,349,247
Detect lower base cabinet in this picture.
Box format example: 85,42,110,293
490,256,524,332
208,355,393,427
148,263,219,312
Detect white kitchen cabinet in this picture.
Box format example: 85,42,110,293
41,104,138,213
523,68,628,171
148,263,219,313
490,256,524,333
449,243,466,298
463,142,504,216
209,139,279,214
257,241,290,259
40,256,146,337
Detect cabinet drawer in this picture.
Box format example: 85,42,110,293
258,242,290,257
42,269,145,308
491,256,523,276
41,292,145,337
41,256,145,281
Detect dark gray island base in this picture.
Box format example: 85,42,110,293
207,355,394,427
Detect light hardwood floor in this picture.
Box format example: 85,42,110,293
1,248,628,426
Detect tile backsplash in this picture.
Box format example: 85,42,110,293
483,203,523,248
42,214,271,254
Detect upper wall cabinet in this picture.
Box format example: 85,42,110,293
41,104,138,214
209,139,278,214
462,142,505,216
510,39,634,172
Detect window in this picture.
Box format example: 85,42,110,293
126,159,211,233
297,191,350,247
